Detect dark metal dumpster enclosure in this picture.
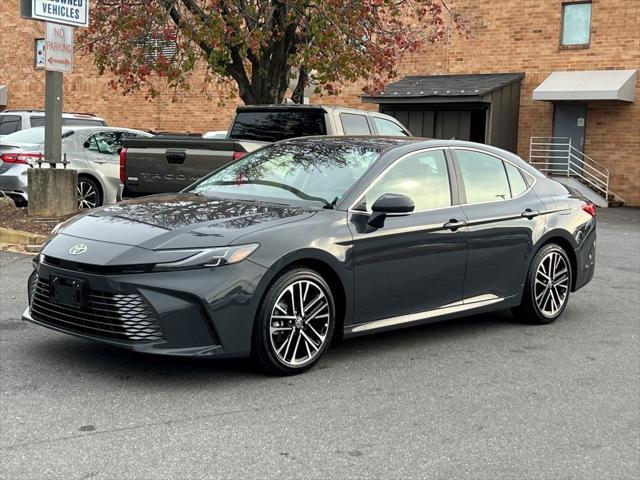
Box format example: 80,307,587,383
362,73,524,153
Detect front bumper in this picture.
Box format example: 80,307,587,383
23,257,271,358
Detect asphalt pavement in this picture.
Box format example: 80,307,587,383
1,208,638,480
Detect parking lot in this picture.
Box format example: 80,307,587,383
0,207,638,480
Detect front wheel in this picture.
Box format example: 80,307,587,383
253,268,335,375
514,243,572,324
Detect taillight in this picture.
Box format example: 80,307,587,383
119,147,127,183
0,153,41,165
232,151,248,161
582,203,596,217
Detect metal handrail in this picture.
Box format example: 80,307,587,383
528,137,609,200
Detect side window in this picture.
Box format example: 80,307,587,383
340,113,371,135
0,115,22,135
504,162,529,197
85,132,122,155
363,150,451,211
30,116,46,127
373,117,409,136
456,150,511,203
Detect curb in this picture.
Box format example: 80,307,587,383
0,227,47,246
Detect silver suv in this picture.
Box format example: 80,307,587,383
0,110,107,137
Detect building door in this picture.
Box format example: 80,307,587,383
553,103,586,171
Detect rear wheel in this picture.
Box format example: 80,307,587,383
77,177,102,209
514,243,572,324
253,268,335,375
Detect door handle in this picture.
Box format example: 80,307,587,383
443,219,467,232
521,208,540,219
93,159,107,164
166,149,186,164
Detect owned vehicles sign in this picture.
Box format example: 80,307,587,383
21,0,89,28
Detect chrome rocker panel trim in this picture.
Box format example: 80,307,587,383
345,294,505,335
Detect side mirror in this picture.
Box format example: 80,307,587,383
368,193,415,228
83,140,91,149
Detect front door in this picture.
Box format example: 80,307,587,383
348,148,468,326
553,103,586,171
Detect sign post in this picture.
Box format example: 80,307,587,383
44,22,73,167
20,0,89,216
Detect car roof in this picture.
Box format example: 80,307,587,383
236,104,383,115
1,110,104,120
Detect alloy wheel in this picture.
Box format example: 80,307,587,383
534,250,570,318
77,181,98,209
269,279,331,367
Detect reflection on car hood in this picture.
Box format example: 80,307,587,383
59,193,316,249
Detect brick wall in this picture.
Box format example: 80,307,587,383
1,0,638,203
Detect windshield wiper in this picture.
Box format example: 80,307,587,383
207,180,332,208
323,196,339,210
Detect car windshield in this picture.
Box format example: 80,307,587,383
190,139,390,206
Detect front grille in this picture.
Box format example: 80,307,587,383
43,256,154,275
30,276,164,342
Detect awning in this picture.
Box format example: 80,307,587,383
533,70,636,102
0,85,7,106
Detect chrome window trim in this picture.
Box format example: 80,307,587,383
449,146,537,207
348,147,452,213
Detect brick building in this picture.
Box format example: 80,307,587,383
0,0,638,204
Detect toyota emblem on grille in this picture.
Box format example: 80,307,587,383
69,244,88,255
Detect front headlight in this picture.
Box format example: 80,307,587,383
153,243,260,271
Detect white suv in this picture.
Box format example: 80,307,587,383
0,110,107,137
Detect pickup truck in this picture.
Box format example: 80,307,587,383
120,104,411,195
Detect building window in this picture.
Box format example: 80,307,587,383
561,2,592,46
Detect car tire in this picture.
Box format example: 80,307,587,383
252,267,335,375
77,176,102,209
513,243,572,324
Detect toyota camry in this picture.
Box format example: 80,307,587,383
24,137,596,375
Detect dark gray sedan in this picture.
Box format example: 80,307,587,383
24,137,596,375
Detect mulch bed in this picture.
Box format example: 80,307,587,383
0,198,79,236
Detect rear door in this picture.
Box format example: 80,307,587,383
451,147,545,300
83,130,126,181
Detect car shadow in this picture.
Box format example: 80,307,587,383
23,309,533,384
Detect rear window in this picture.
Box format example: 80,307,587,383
0,115,22,135
229,110,327,142
1,127,45,144
30,116,45,127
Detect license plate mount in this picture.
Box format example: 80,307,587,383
49,275,86,308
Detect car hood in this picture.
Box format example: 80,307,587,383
57,193,316,250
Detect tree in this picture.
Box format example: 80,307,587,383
79,0,466,104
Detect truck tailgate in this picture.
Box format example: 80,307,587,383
122,138,262,194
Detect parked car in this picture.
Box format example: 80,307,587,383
121,104,411,195
0,126,151,208
0,110,107,139
24,137,596,375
